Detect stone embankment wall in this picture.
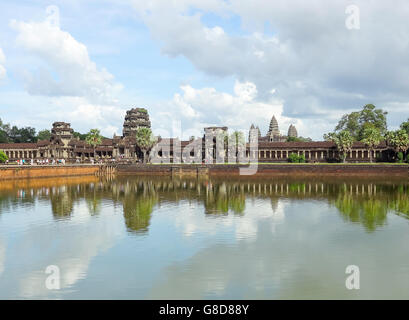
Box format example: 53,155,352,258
0,165,100,180
116,164,408,177
1,164,407,180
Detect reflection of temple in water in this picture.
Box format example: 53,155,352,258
1,176,408,233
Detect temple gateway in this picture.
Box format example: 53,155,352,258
0,109,390,163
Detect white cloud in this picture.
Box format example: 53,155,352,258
131,0,409,133
152,80,307,139
38,96,126,137
2,1,408,138
4,14,128,136
15,201,122,299
10,18,122,104
172,191,286,242
0,91,126,138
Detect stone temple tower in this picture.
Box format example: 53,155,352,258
122,108,151,137
249,124,261,141
288,124,298,138
267,116,281,141
256,126,261,138
49,122,74,158
50,122,73,147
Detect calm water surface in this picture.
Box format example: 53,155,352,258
0,175,409,299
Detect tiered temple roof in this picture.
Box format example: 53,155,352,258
267,116,280,138
288,124,298,138
122,107,151,137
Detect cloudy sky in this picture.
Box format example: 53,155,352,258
0,0,408,140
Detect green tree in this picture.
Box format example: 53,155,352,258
286,136,312,142
397,152,404,163
231,131,245,146
37,129,51,141
0,129,8,143
135,127,157,163
8,126,37,143
326,130,354,162
361,125,382,163
73,131,87,140
386,129,409,162
287,136,298,142
0,118,9,143
0,119,38,143
288,153,300,163
0,150,8,163
229,131,245,162
85,129,103,159
331,104,388,141
335,111,360,139
400,118,409,135
358,104,388,137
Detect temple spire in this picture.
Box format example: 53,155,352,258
267,115,280,137
288,124,298,138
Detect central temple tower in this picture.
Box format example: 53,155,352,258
267,116,281,142
122,107,151,137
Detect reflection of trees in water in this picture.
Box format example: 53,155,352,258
50,186,77,219
50,192,73,218
334,193,388,232
271,198,279,212
289,183,306,193
122,182,158,234
1,176,408,233
331,183,409,232
392,187,409,218
0,190,36,216
0,193,12,215
84,184,102,216
204,182,245,215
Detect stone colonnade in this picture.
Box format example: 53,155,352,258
255,148,382,161
2,149,38,159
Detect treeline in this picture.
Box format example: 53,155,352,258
287,136,312,142
324,104,409,162
0,118,89,143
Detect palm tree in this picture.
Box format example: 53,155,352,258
85,129,103,160
135,127,157,163
229,131,245,163
361,126,382,163
326,130,354,163
386,129,409,162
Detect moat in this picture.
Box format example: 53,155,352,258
0,175,409,299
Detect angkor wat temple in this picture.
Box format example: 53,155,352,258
254,115,298,143
0,107,151,161
0,108,391,163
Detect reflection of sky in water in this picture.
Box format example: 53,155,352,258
0,177,409,299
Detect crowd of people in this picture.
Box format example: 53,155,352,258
1,158,118,165
11,158,67,165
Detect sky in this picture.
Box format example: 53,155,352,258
0,0,408,140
